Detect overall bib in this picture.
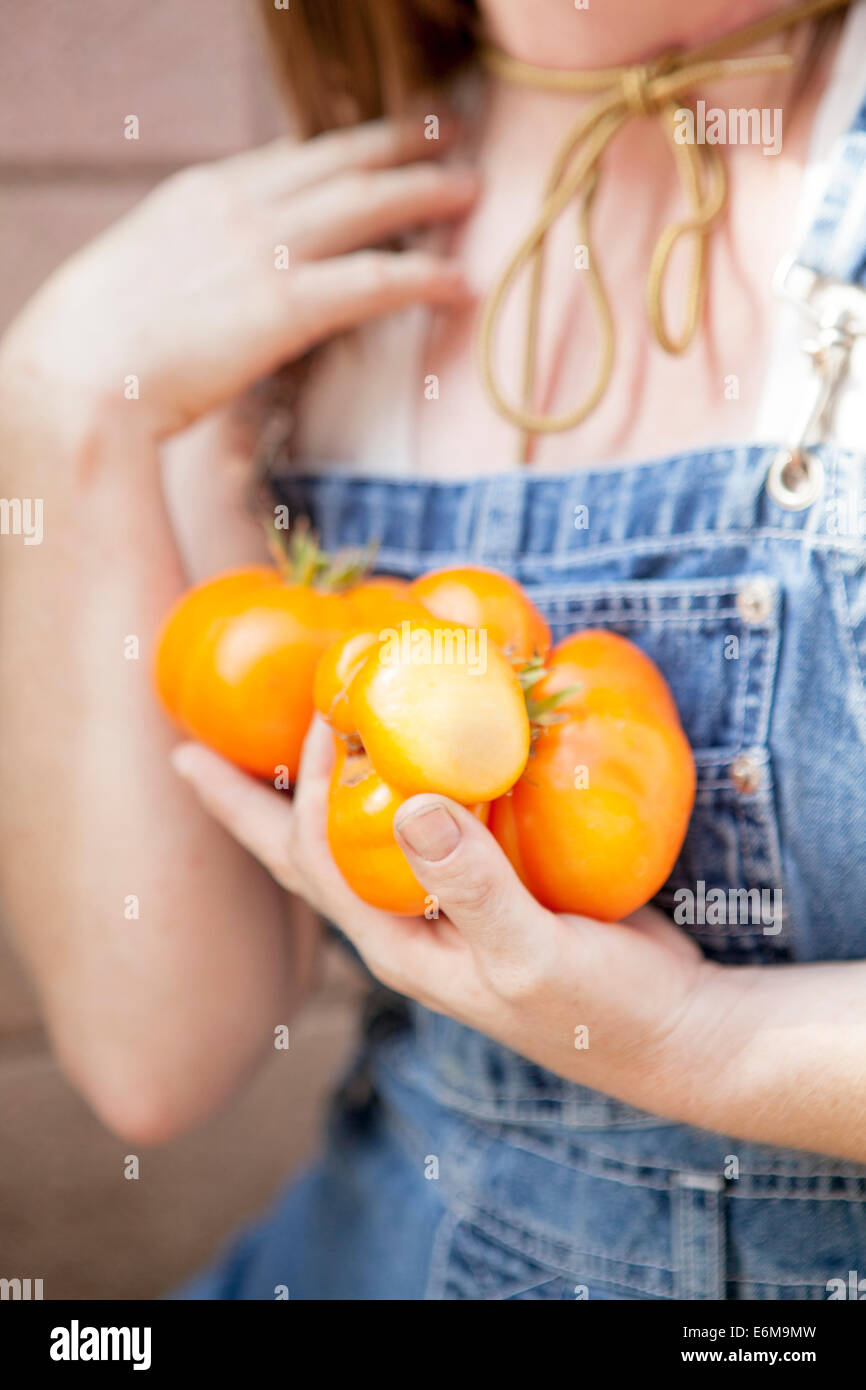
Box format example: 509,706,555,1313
178,75,866,1302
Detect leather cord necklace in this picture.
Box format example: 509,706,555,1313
477,0,853,461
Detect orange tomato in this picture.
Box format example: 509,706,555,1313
490,630,695,921
347,618,531,803
327,743,430,915
344,576,428,628
313,627,383,737
409,566,551,664
154,568,352,780
313,586,431,735
319,615,530,914
328,741,489,915
154,567,278,719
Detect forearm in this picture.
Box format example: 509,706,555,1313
662,958,866,1162
0,356,305,1141
0,119,478,1140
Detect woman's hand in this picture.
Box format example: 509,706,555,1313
169,716,719,1119
172,718,866,1162
2,117,476,441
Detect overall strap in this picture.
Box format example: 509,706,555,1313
758,5,866,506
796,113,866,282
792,2,866,283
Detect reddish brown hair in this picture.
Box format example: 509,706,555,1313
258,0,842,136
257,0,479,135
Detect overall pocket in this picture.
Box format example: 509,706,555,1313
527,573,789,964
420,1117,866,1300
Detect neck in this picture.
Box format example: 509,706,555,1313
480,0,818,69
476,0,843,141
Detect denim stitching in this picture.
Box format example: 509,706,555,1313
530,574,780,603
734,624,753,752
828,551,866,754
475,1125,866,1189
734,777,783,902
366,526,862,571
275,440,856,500
674,1183,690,1299
685,1188,696,1300
424,1208,461,1302
711,1188,725,1301
450,1196,675,1296
754,599,781,747
502,1274,565,1299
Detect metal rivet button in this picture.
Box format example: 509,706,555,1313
730,753,763,794
766,448,824,510
736,578,774,624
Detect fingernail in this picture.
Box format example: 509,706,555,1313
395,803,461,861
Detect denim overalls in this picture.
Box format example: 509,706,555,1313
178,91,866,1302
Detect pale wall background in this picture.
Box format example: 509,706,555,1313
0,0,363,1299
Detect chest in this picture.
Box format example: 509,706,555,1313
417,116,815,474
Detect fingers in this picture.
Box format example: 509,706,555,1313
227,115,463,200
169,743,300,893
289,717,363,907
291,714,335,830
289,250,472,352
393,795,562,999
288,724,465,994
286,161,479,260
158,124,477,409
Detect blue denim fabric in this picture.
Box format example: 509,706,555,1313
798,86,866,284
175,442,866,1302
176,114,866,1302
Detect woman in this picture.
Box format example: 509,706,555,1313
2,0,866,1300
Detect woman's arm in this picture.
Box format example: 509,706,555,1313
171,718,866,1164
0,383,306,1145
681,957,866,1159
0,119,476,1143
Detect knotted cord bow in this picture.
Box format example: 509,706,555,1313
477,0,852,460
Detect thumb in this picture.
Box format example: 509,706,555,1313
393,795,556,978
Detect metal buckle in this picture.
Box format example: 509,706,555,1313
766,256,866,510
766,447,824,511
772,254,866,335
